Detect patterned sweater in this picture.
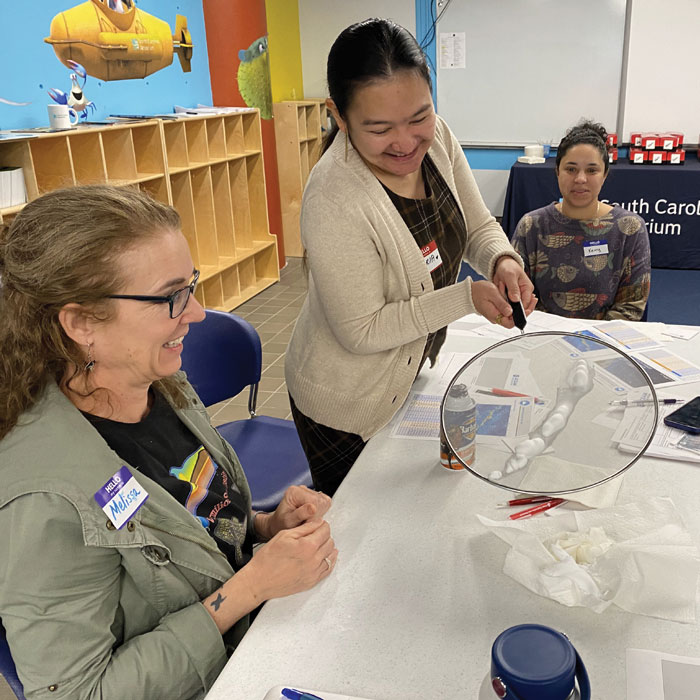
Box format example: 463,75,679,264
511,203,651,320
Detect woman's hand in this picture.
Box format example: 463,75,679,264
255,485,332,541
203,518,337,633
471,280,517,328
492,256,537,315
245,519,338,601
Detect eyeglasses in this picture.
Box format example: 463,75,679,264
108,269,200,319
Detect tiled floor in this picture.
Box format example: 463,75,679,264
206,256,308,427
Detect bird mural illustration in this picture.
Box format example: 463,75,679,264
237,35,272,120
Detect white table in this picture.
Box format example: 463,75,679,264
206,322,700,700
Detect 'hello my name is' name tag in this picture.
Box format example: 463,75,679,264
421,239,443,272
94,466,148,529
583,240,609,257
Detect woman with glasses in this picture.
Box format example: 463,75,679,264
0,185,337,700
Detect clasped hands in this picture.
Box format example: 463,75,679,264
249,485,338,600
472,256,537,328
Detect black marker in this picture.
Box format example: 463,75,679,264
510,298,527,334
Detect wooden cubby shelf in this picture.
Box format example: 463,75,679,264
0,111,279,311
273,98,328,257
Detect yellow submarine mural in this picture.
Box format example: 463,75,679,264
44,0,193,81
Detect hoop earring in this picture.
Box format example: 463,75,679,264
84,344,95,373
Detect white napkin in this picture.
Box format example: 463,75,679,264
477,497,700,622
517,454,623,507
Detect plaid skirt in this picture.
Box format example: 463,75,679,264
289,393,366,497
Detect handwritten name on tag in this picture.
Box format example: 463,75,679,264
583,240,609,257
421,239,443,272
94,466,148,530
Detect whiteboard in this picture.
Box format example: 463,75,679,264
435,0,627,146
622,0,700,142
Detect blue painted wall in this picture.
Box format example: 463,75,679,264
0,1,212,130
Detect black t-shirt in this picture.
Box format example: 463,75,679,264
84,389,252,569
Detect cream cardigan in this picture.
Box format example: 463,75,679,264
285,116,522,440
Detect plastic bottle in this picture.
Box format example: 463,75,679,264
440,383,476,470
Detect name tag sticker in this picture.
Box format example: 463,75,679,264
421,239,443,272
583,240,609,257
95,466,148,529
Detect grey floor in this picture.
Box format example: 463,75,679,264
205,256,308,427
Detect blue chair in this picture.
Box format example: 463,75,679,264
0,621,25,700
180,309,313,512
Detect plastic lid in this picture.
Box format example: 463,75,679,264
491,624,575,700
440,331,658,494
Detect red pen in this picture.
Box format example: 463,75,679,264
509,498,565,520
481,388,544,403
497,495,553,508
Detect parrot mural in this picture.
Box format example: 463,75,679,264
237,35,272,120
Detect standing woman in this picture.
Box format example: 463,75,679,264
285,19,535,496
511,121,651,320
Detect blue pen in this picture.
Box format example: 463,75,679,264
281,689,325,700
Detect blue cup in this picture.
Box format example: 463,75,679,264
488,624,590,700
542,144,551,158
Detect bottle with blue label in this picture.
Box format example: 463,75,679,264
440,383,476,470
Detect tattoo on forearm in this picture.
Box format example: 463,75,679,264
210,593,226,611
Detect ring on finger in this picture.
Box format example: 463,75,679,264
324,556,332,571
495,313,503,325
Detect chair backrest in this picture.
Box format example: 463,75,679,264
180,310,262,408
0,621,25,699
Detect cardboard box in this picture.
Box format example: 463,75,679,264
658,133,680,150
629,148,646,164
606,133,618,147
667,150,685,164
670,132,684,147
608,147,618,164
649,151,665,164
643,135,659,150
630,132,643,147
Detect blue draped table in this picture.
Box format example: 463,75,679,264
501,156,700,269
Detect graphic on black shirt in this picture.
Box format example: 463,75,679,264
84,389,252,568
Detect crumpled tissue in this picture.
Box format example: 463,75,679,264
477,497,700,622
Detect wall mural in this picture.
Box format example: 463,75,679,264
237,35,272,119
44,0,193,81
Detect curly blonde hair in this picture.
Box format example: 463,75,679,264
0,184,188,440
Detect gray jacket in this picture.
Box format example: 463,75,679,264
0,378,252,699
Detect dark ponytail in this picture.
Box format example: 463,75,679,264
322,18,432,154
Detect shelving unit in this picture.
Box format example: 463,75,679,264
273,99,328,257
0,112,278,311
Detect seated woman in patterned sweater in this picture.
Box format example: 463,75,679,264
511,121,651,320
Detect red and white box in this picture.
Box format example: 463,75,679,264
649,151,665,164
629,149,647,164
643,134,659,150
608,147,618,164
667,150,685,164
606,133,618,147
670,132,684,147
630,132,643,147
658,133,681,150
